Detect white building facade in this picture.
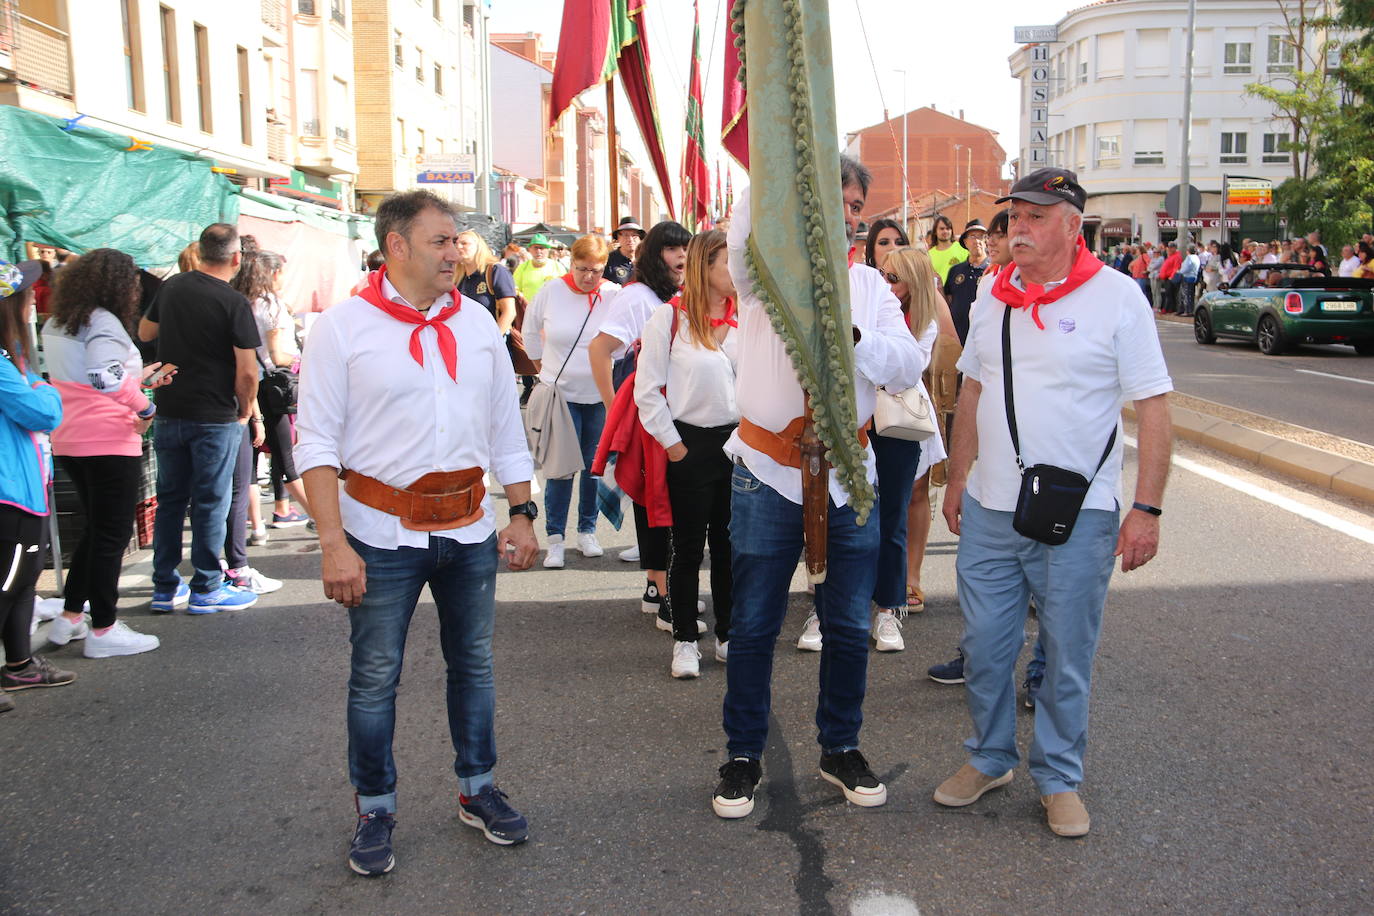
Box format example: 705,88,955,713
1010,0,1346,248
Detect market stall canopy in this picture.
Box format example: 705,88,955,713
0,107,238,266
511,223,580,247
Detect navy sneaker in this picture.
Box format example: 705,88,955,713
819,749,887,807
712,757,762,819
928,649,966,685
187,583,259,614
348,808,396,876
1023,671,1043,710
458,786,529,845
150,582,190,614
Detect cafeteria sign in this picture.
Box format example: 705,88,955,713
418,155,476,184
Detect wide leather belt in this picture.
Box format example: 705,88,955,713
737,416,870,470
341,467,486,532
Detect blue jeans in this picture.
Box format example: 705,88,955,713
152,417,241,592
346,532,500,814
956,494,1117,795
724,463,880,759
543,400,605,538
869,430,922,610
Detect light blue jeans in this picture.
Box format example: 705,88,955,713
543,400,605,538
955,493,1117,795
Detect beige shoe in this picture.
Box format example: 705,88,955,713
1041,791,1090,837
933,763,1013,807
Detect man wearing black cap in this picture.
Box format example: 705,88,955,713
604,216,644,285
944,219,991,345
933,167,1174,838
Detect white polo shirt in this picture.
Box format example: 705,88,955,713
958,263,1173,513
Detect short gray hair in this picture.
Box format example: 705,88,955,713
840,154,872,196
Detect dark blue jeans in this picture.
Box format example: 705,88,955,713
724,463,880,759
543,400,605,538
152,417,241,592
869,430,922,610
346,532,500,814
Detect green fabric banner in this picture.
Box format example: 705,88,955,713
0,107,239,266
736,0,871,521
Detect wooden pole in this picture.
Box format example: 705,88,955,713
606,82,620,229
800,396,828,584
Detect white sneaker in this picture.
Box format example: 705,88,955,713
577,533,604,557
671,640,701,679
249,526,269,547
543,535,565,568
83,621,160,658
231,567,283,595
47,613,90,646
715,638,729,662
797,613,823,652
33,596,68,621
873,610,905,652
619,545,640,562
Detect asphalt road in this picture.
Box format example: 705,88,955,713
4,437,1374,915
1156,317,1374,446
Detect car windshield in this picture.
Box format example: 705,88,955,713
1234,265,1323,289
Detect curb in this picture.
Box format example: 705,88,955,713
1124,402,1374,507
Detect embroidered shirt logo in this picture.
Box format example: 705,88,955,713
1058,318,1076,334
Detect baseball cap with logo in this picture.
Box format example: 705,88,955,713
0,259,43,299
995,168,1087,212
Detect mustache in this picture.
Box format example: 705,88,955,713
1009,236,1037,249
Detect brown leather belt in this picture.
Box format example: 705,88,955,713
737,416,870,470
341,467,486,532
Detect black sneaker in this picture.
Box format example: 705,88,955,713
927,649,966,685
347,809,396,876
641,581,662,615
1,655,76,691
459,785,529,845
1023,671,1043,710
819,749,887,806
713,757,762,819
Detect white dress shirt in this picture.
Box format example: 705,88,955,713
294,277,533,550
522,276,620,405
634,302,739,448
722,185,926,507
598,282,664,346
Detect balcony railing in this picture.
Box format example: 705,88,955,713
302,118,321,137
9,14,73,98
334,125,350,141
262,0,286,30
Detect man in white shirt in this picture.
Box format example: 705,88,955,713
934,168,1173,838
1338,245,1360,277
296,190,540,875
709,156,924,820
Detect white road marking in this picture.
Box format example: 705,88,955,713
1294,368,1374,387
1124,434,1374,546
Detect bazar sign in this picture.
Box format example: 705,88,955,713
417,155,476,184
1158,217,1240,228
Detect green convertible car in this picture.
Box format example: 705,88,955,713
1194,263,1374,356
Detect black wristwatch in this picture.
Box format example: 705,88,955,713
509,501,539,522
1132,501,1163,517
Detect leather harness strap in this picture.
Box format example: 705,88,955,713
341,467,486,532
737,416,871,471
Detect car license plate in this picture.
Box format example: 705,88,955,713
1321,300,1359,312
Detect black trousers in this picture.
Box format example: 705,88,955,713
666,422,736,643
59,454,141,628
0,506,47,663
224,423,253,570
632,501,670,571
262,411,300,502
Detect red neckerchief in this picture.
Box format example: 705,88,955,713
562,271,605,309
847,246,856,268
991,237,1103,330
709,297,737,328
357,266,462,380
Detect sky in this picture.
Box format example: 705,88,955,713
487,0,1079,203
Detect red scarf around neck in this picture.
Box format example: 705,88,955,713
562,271,605,308
709,297,737,328
991,236,1103,330
356,266,462,381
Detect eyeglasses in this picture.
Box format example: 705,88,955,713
883,272,902,284
571,266,604,275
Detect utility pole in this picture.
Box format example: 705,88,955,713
1178,0,1197,243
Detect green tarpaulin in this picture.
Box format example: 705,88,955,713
0,107,239,266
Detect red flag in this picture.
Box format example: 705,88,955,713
720,1,748,168
549,1,675,219
681,1,710,231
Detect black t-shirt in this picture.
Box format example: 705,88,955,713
146,270,261,422
604,250,634,285
458,262,517,319
943,260,987,346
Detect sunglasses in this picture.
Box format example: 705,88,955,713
883,271,902,284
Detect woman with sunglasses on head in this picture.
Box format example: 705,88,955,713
864,246,951,651
635,230,739,678
586,221,692,623
523,234,621,569
0,259,73,708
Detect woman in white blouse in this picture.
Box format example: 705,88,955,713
635,230,739,679
523,234,620,568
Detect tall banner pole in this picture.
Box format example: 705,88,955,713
607,83,620,229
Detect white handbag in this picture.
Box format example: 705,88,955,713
874,383,938,442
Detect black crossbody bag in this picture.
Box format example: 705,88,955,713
1001,306,1116,546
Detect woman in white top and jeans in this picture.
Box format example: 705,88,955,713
635,230,739,679
523,234,620,567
